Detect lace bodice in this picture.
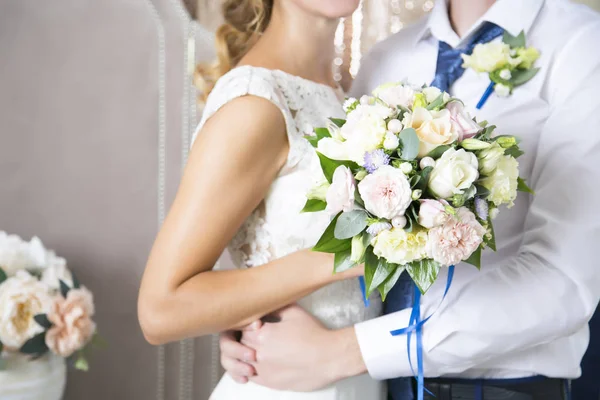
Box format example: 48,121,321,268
192,66,381,329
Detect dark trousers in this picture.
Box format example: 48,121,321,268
572,304,600,400
388,379,568,400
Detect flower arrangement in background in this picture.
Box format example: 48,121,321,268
303,82,534,299
0,231,102,371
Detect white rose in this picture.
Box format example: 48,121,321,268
478,142,505,175
403,108,459,157
372,82,415,109
461,41,511,73
428,148,479,199
316,137,352,161
337,104,391,164
481,155,519,207
373,228,428,265
41,262,74,292
358,165,412,219
422,86,450,104
326,166,356,215
0,270,53,350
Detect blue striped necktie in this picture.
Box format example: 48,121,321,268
430,22,505,92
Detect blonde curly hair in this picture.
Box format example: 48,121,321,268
194,0,274,101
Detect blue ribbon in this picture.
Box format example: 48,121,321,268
390,265,455,400
358,276,370,307
476,81,495,110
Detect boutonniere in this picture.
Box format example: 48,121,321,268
462,30,540,109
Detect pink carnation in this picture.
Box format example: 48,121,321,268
427,207,486,267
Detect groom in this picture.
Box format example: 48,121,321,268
219,0,600,399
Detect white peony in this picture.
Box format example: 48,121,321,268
0,270,53,350
373,228,428,265
480,155,519,207
372,82,415,109
358,166,412,220
461,41,511,73
428,148,479,199
41,262,74,292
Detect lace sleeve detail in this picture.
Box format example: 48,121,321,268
191,66,302,173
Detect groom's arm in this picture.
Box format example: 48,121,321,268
355,24,600,380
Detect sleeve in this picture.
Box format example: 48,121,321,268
354,23,600,380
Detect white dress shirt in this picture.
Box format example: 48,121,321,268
351,0,600,381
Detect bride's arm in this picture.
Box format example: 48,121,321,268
138,96,360,345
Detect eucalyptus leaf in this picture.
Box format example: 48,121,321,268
502,30,526,48
517,177,535,194
510,68,540,86
316,152,359,184
426,144,451,159
34,314,52,330
406,259,441,294
485,217,497,251
0,268,6,284
301,198,327,213
59,279,70,298
20,332,48,355
334,210,368,240
329,118,346,128
464,246,482,270
378,266,406,302
313,213,352,253
334,250,357,273
399,128,419,160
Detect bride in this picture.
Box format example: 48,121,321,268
138,0,384,398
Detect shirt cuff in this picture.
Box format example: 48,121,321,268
354,308,417,380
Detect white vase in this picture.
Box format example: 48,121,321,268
0,353,66,400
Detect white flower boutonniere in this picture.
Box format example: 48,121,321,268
462,30,540,109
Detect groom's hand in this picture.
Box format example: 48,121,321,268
219,321,261,383
241,304,367,391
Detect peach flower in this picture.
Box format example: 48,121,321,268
427,207,486,267
45,287,96,357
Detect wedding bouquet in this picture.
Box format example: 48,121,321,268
0,231,101,371
303,83,533,299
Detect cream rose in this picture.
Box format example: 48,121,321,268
461,41,511,73
428,148,479,199
0,270,53,350
46,287,96,357
427,207,486,267
358,165,412,219
480,155,519,207
372,82,415,108
373,228,428,265
326,166,356,215
403,107,459,157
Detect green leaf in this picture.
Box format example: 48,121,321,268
475,184,490,198
0,340,3,354
316,152,359,184
415,166,433,192
409,175,421,188
315,127,331,140
517,177,535,194
464,246,482,269
334,210,368,240
504,145,525,158
426,144,451,159
20,332,48,355
305,135,319,148
74,351,89,372
426,94,445,110
329,118,346,128
477,125,497,141
502,30,526,48
72,272,81,289
510,67,540,87
485,217,497,251
34,314,52,330
301,198,327,213
59,279,71,298
364,248,397,296
399,128,419,160
313,213,352,253
378,266,406,302
334,249,357,273
406,259,441,294
0,268,6,285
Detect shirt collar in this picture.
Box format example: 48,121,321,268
415,0,545,48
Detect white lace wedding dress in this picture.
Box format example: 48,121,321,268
191,65,385,400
